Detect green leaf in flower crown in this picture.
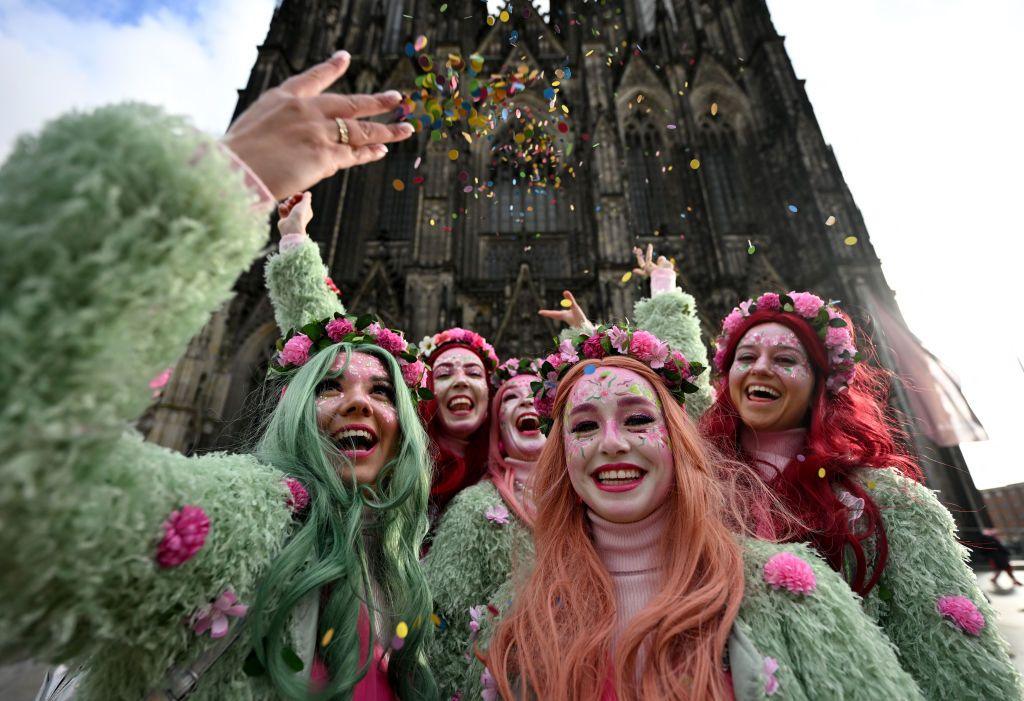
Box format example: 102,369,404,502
355,314,375,330
417,388,435,401
680,380,699,394
301,322,324,341
816,307,829,324
316,338,333,351
243,650,266,677
690,362,706,377
401,351,418,363
541,361,556,376
530,381,543,394
281,646,304,672
828,317,848,328
779,294,794,312
276,339,284,351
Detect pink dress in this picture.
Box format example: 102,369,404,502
310,605,395,700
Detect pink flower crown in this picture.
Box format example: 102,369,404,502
491,357,543,390
530,324,705,435
422,327,500,372
713,291,860,393
270,313,429,397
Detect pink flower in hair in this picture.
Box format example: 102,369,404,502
401,359,426,388
668,349,690,374
325,318,355,341
722,309,745,336
629,330,669,369
825,325,850,348
534,391,555,418
606,326,630,353
545,352,565,371
763,551,817,595
374,327,409,355
713,346,729,373
936,595,985,635
558,338,580,365
283,478,309,514
756,293,781,312
156,505,210,568
279,334,313,366
788,291,824,318
582,334,607,359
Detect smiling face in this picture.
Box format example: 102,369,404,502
432,347,489,438
498,374,545,461
315,351,399,484
727,322,816,432
563,366,674,524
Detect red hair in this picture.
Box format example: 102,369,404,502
420,344,493,512
485,377,540,527
701,309,921,596
487,357,746,700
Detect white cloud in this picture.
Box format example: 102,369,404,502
0,0,276,160
767,0,1024,489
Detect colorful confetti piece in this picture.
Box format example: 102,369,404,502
689,158,700,170
392,179,405,191
844,236,858,246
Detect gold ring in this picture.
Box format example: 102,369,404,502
335,117,349,145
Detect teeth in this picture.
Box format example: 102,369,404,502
448,398,473,411
337,429,374,441
747,385,780,398
597,469,642,482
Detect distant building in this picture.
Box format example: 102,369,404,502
982,483,1024,550
142,0,990,540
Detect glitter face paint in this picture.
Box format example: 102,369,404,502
432,347,489,438
315,351,399,484
498,374,545,460
728,322,815,432
563,367,673,524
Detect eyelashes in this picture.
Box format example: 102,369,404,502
569,415,656,433
624,413,655,427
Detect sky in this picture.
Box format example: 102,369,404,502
0,0,1019,488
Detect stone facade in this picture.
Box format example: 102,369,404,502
144,0,990,538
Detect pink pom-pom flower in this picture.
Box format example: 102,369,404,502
283,477,309,514
485,504,511,525
279,334,313,367
936,595,985,636
156,505,210,568
401,359,426,388
756,292,781,312
582,334,607,359
763,552,817,595
325,317,355,341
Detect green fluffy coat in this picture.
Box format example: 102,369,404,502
0,105,307,700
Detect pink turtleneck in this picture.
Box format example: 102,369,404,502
588,504,669,641
740,427,807,481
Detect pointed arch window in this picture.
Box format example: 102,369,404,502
379,139,418,240
481,130,568,235
701,126,744,233
624,115,672,235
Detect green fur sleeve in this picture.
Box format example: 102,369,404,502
264,239,345,333
422,482,532,698
0,104,293,694
859,468,1022,699
633,290,713,419
738,539,923,700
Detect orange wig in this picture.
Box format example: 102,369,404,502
486,357,747,700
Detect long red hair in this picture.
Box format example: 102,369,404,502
701,309,921,595
487,357,746,701
485,376,540,527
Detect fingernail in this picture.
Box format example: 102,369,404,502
382,90,402,102
399,122,414,134
375,144,388,154
332,50,350,61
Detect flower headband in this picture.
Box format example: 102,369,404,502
491,356,543,390
530,325,705,435
419,327,500,372
271,313,430,397
713,291,860,393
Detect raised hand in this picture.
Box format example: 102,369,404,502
278,192,313,236
538,290,591,329
632,244,674,278
222,50,414,200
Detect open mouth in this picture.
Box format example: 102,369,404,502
515,412,541,434
745,384,781,403
446,395,475,415
592,464,646,492
333,424,379,456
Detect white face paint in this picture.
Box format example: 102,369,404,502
498,374,545,461
728,322,815,432
432,347,489,439
315,352,399,484
563,367,674,524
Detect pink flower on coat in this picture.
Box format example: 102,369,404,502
788,291,824,318
401,359,426,388
762,552,817,595
156,505,210,568
582,334,607,359
191,589,247,638
534,392,555,418
279,334,313,366
283,478,309,514
756,293,781,312
485,504,511,525
481,668,498,701
606,326,630,353
325,317,355,341
763,656,780,695
374,326,409,355
469,605,486,633
936,595,986,636
722,309,745,336
629,330,669,368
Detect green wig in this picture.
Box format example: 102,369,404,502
249,343,437,700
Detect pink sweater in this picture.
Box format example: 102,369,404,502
740,427,807,480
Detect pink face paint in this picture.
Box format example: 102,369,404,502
432,347,489,439
498,374,545,461
727,322,816,432
562,367,674,523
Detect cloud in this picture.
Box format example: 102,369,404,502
0,0,276,159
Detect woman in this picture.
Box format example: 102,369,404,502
470,329,922,700
701,291,1021,698
422,357,544,697
4,53,437,700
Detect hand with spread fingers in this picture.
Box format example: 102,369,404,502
221,50,414,200
632,244,674,278
277,192,313,236
538,290,591,329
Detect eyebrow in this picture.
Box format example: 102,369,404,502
371,375,393,385
568,395,655,416
736,343,806,355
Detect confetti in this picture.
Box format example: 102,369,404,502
413,35,428,51
817,468,826,479
560,298,572,308
825,215,836,226
689,158,700,170
710,102,719,116
391,635,405,650
844,236,858,246
787,204,799,213
392,179,405,191
448,149,459,161
486,15,495,26
499,10,510,22
396,621,409,639
321,628,334,647
584,365,597,375
747,240,756,255
621,271,632,283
